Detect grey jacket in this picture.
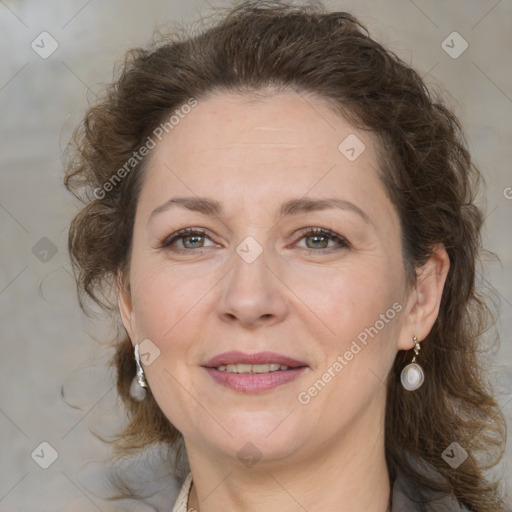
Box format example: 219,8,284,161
393,470,470,511
76,454,472,511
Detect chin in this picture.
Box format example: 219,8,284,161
205,411,313,464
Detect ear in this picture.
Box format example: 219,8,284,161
116,270,137,345
397,244,450,350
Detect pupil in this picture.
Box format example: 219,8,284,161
307,235,327,249
184,235,203,248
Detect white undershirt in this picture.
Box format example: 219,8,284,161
171,472,193,512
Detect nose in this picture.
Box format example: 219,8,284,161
216,244,289,329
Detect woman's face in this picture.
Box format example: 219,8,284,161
119,90,415,465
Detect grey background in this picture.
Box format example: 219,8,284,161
1,0,511,510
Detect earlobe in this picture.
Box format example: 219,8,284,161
398,245,450,350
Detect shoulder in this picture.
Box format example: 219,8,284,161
392,470,471,512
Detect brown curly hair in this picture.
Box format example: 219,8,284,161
64,1,507,509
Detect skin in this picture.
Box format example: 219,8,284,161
118,89,449,512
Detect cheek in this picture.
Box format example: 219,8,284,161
297,269,402,425
129,261,201,342
287,256,403,337
128,250,404,351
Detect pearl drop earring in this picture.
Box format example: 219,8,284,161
400,336,425,391
129,343,148,401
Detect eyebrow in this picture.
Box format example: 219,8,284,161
148,196,371,224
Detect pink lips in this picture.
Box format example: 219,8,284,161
203,351,307,368
202,351,309,394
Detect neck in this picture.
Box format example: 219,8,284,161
184,401,391,512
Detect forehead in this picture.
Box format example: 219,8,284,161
137,90,389,222
156,90,366,157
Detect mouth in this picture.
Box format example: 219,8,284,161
202,351,309,393
214,363,294,373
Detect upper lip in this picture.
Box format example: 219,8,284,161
203,351,308,368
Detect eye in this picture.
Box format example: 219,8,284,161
295,227,350,251
160,226,350,254
160,228,217,252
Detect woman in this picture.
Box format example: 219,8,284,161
64,1,508,511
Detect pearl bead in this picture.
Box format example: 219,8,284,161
130,375,147,401
400,363,424,391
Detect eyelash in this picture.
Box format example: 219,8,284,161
160,227,350,254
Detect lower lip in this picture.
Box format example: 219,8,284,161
203,367,308,393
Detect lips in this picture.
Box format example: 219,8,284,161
203,351,308,369
202,351,309,393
